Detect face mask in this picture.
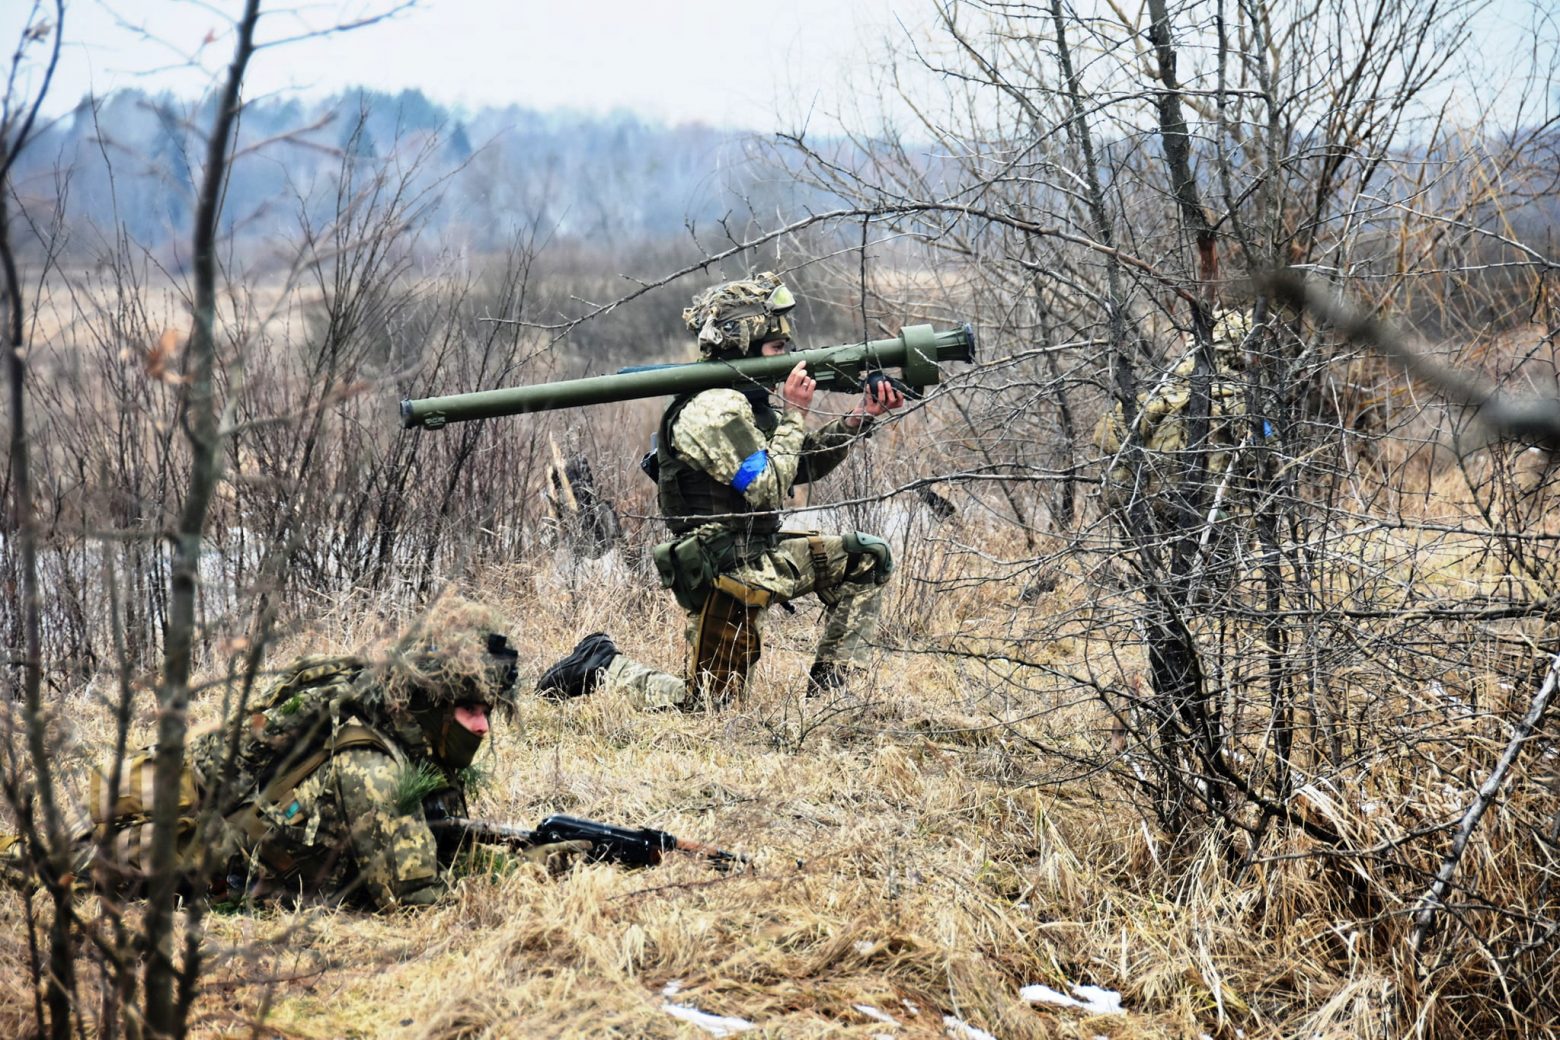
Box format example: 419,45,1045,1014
439,717,486,769
414,706,486,769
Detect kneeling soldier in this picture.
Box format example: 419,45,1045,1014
538,272,904,709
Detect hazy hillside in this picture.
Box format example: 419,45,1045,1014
9,87,827,265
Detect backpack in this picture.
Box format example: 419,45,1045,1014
83,656,392,891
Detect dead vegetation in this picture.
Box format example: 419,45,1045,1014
4,514,1557,1038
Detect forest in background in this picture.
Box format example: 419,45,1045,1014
8,86,835,268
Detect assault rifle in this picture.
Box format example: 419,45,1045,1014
427,813,749,871
400,323,976,429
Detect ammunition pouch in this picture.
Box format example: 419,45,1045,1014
842,531,894,586
653,526,785,612
653,528,739,612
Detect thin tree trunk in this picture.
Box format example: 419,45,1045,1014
1,7,70,1035
142,4,261,1036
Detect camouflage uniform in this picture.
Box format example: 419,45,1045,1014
184,655,466,908
1095,310,1253,520
601,273,893,708
63,599,521,910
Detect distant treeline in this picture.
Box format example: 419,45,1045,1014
9,87,827,266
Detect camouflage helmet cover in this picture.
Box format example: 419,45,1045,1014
369,595,520,721
682,271,797,359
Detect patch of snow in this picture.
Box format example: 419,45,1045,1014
902,999,921,1016
944,1016,998,1040
661,979,685,996
662,1003,753,1036
1020,982,1124,1016
854,940,876,955
1072,985,1123,1015
854,1005,899,1025
1022,984,1075,1007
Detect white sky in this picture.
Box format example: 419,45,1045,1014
0,0,1548,131
2,0,939,130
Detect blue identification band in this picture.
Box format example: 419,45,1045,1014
731,449,770,492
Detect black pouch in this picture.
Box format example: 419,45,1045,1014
639,434,660,483
652,528,737,612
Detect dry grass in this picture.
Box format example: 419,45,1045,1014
4,520,1554,1040
5,311,1559,1036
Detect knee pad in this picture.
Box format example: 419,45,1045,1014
842,531,894,586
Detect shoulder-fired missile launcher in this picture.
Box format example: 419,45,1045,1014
400,323,976,429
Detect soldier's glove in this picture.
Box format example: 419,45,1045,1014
521,839,593,876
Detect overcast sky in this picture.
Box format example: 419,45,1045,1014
1,0,1548,132
2,0,937,130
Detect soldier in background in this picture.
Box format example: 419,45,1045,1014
10,596,584,909
537,272,905,709
1095,309,1255,525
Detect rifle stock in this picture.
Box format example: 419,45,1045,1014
400,322,975,429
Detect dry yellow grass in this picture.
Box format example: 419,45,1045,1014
7,376,1560,1040
4,524,1549,1040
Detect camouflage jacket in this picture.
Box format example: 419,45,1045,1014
189,656,467,909
1094,353,1246,508
669,388,860,514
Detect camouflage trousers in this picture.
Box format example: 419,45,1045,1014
604,532,887,709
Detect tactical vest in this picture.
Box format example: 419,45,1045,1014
198,656,387,809
656,390,782,550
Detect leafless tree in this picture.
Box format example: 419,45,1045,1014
3,10,71,1038
765,0,1559,1029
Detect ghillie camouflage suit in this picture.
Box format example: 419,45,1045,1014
16,598,525,909
540,273,895,709
1095,310,1255,524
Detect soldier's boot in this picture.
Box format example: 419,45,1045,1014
806,660,855,698
536,633,620,700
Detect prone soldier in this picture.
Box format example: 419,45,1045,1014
6,597,586,909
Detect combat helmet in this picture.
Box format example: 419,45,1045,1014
369,595,521,767
682,271,797,360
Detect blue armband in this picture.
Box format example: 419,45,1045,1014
731,450,770,492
